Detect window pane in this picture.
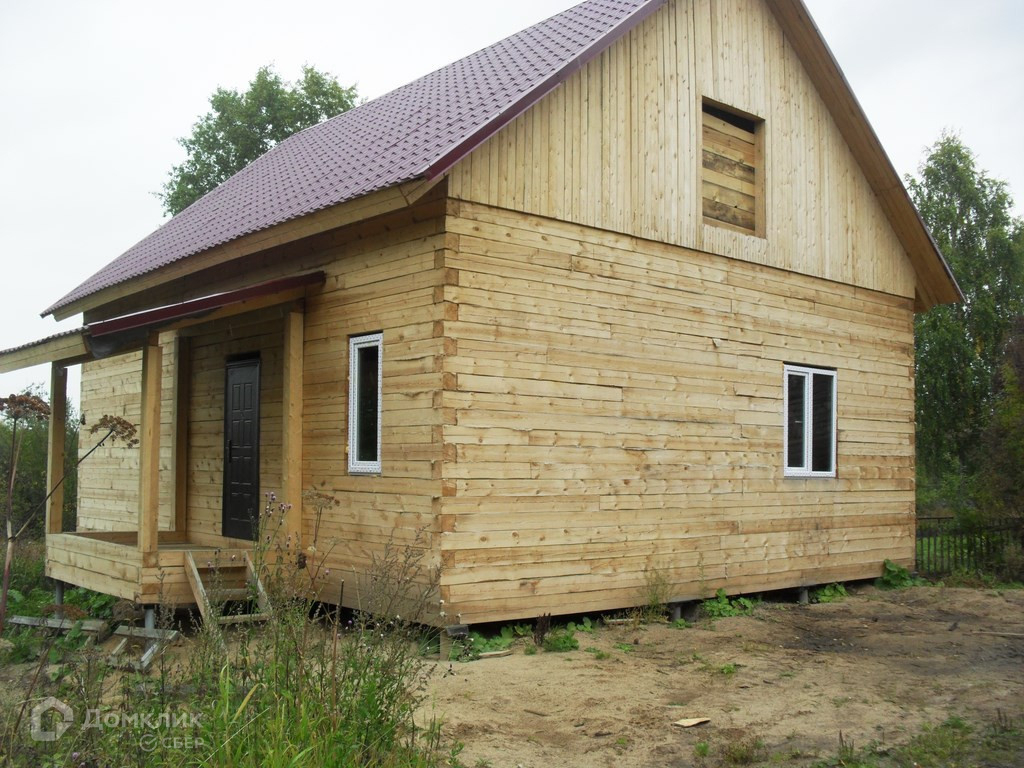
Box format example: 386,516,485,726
356,344,379,462
811,373,834,473
786,373,805,469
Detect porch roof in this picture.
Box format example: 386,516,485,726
0,271,324,373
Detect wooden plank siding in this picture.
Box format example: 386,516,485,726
437,201,915,623
77,334,178,533
297,211,449,611
446,0,917,302
70,200,449,610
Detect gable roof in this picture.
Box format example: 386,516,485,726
45,0,959,320
45,0,665,318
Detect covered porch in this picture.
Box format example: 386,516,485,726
0,272,323,608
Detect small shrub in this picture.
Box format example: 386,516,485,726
722,736,767,765
462,625,516,659
702,589,758,618
1,626,40,662
542,627,578,652
64,587,118,619
812,583,848,603
567,616,595,633
4,586,51,617
876,559,926,589
694,741,710,758
642,567,672,621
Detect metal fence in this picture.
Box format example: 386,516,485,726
916,516,1021,577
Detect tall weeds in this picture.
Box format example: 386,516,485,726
2,492,455,767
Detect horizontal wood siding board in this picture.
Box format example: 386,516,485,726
703,198,756,231
298,207,448,612
439,201,914,623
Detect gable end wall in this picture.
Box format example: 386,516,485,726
447,0,917,300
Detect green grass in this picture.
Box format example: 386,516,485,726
811,583,848,603
812,714,1024,768
541,627,578,652
1,502,461,768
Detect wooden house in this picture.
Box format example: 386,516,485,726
0,0,960,626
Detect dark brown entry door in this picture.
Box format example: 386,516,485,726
223,358,260,540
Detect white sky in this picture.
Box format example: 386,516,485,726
1,0,1021,404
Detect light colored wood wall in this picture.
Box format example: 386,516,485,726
73,200,449,613
446,0,917,301
298,209,449,613
438,201,915,623
77,333,177,532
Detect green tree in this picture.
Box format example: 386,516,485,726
974,318,1024,518
909,134,1024,496
159,65,358,216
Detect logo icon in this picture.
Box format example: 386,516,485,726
30,697,73,742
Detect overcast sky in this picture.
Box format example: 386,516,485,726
1,0,1021,404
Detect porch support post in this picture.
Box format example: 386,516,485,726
138,334,162,568
171,335,191,533
45,363,67,535
282,306,304,552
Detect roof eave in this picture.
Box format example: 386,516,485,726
45,177,443,322
765,0,963,311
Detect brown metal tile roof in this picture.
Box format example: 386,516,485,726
45,0,663,317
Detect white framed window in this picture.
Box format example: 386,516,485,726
348,333,383,474
784,364,836,477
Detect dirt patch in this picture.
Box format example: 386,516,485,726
425,586,1024,767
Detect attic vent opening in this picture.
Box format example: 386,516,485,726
702,100,763,236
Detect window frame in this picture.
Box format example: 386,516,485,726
348,332,383,475
783,364,837,478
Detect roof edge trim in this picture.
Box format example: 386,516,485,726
422,0,669,182
766,0,962,309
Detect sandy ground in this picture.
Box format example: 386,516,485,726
424,585,1024,767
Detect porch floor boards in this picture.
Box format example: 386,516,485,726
46,530,254,608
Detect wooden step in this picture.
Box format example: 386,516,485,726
185,550,272,630
207,587,252,603
192,563,249,574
